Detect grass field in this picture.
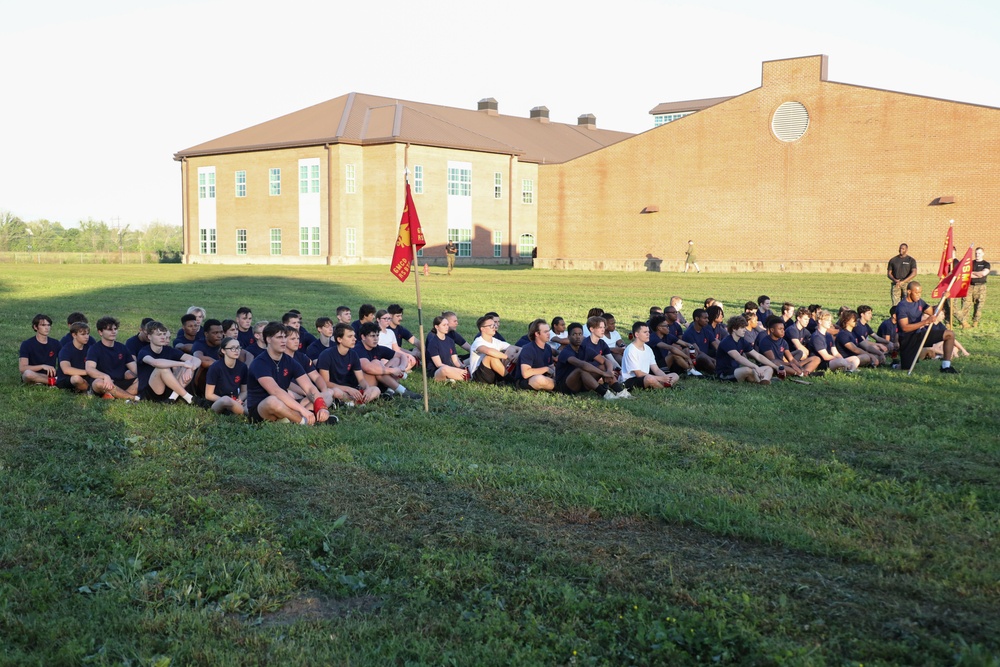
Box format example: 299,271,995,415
1,264,998,666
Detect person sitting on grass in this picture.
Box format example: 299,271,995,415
306,317,334,361
355,322,420,400
784,307,814,362
555,322,619,399
440,311,472,365
741,304,765,347
59,312,96,348
86,316,139,400
621,321,680,390
247,322,334,425
811,310,859,373
715,315,773,384
756,295,774,324
191,319,225,394
469,314,513,385
855,305,889,366
648,313,698,376
235,306,255,349
780,302,796,329
425,316,469,383
756,316,820,376
205,336,248,415
351,303,376,336
282,310,317,351
316,323,381,404
19,313,62,386
876,307,899,359
682,308,717,374
896,281,959,374
174,306,206,349
584,316,630,398
515,319,556,392
375,309,418,372
173,313,200,354
387,304,421,364
548,316,568,350
56,321,93,392
835,310,877,368
283,327,339,410
125,317,154,357
135,321,206,406
599,312,627,365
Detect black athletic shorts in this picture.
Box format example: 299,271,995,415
623,376,645,391
472,365,500,385
142,386,172,403
247,403,265,424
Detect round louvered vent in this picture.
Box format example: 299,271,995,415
771,101,809,142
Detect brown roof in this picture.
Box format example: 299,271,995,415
648,96,735,116
175,92,634,164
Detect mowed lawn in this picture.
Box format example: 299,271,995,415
1,263,998,666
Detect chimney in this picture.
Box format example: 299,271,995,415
530,106,550,123
577,113,596,129
478,97,498,115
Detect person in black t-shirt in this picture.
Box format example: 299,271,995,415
957,247,990,328
887,243,918,306
19,313,61,385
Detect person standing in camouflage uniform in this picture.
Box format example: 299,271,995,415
957,247,990,328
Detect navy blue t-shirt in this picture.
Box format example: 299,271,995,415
306,338,331,361
237,328,255,349
648,330,668,368
124,334,147,357
355,340,394,363
290,350,314,373
20,336,62,367
854,322,873,345
175,327,205,344
755,335,788,362
56,341,91,384
173,332,199,349
390,325,413,346
835,330,860,358
895,299,929,338
136,344,184,393
518,341,554,381
192,340,222,362
206,359,248,399
784,322,807,352
811,331,836,357
661,321,682,346
86,341,134,380
556,344,585,385
581,337,611,367
445,329,468,348
244,343,267,359
425,334,458,369
316,346,362,387
247,352,306,410
877,319,897,343
682,324,714,355
716,336,750,377
295,329,317,350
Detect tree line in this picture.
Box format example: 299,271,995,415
0,210,182,256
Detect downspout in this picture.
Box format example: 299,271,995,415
180,158,190,263
508,154,514,265
325,143,333,265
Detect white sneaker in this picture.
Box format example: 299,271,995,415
687,369,703,377
616,389,632,399
603,391,619,400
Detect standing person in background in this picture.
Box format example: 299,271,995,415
684,240,700,273
957,247,990,329
445,240,458,275
887,243,917,306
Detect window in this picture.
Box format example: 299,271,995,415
447,166,471,196
300,226,320,255
413,165,423,194
494,172,502,199
518,234,535,258
236,229,247,255
199,228,216,255
198,171,216,199
345,227,357,256
269,168,281,196
447,228,471,257
300,164,320,194
522,179,533,204
654,112,691,127
346,164,356,194
235,171,246,198
493,230,502,258
270,228,281,255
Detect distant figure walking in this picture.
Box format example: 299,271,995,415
684,240,701,273
445,241,458,275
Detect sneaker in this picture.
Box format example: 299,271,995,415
891,364,900,370
940,365,960,374
322,414,340,425
616,389,632,399
195,397,214,409
101,392,114,400
383,389,397,399
686,369,703,377
402,391,422,400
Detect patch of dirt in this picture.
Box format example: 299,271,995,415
256,592,382,628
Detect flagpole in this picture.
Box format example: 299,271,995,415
906,274,958,376
403,159,430,413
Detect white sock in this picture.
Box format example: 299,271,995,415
396,385,406,394
941,360,951,369
182,393,193,404
168,391,179,401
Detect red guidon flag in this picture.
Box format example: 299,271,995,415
932,245,974,299
937,224,954,279
390,183,426,282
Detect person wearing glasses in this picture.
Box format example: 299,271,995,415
205,336,248,414
247,322,334,424
469,315,513,385
86,316,139,400
136,321,206,405
375,309,417,373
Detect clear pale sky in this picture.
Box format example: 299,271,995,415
1,0,997,228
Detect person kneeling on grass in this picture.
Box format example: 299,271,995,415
715,315,773,384
425,316,469,383
811,310,859,373
515,318,556,392
316,323,380,404
622,322,680,390
247,322,335,425
896,281,959,374
136,321,209,407
19,313,62,386
205,336,248,415
86,316,139,400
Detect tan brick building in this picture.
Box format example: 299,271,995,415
174,94,632,265
537,55,1000,272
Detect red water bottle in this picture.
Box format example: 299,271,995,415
778,365,786,380
688,345,698,366
48,375,56,386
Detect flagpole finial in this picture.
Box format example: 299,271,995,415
950,219,954,224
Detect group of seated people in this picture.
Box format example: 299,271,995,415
17,283,967,425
